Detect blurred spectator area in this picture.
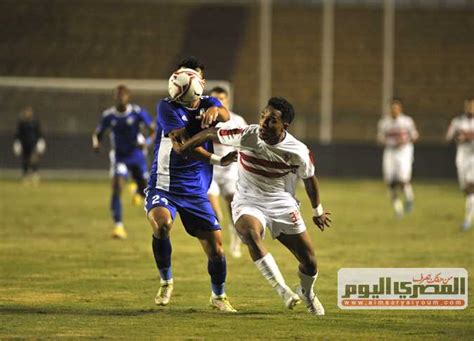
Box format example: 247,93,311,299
0,0,473,144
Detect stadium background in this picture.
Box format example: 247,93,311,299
0,0,473,177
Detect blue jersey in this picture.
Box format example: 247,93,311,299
96,104,152,158
148,96,222,195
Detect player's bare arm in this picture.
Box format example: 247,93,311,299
197,106,230,128
92,129,102,152
303,175,332,231
170,127,236,166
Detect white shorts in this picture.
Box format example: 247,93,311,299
208,164,238,198
456,155,474,190
231,193,306,239
383,145,414,183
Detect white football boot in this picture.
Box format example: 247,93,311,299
296,285,325,316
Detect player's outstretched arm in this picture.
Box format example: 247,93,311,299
92,131,101,152
172,127,237,166
175,128,219,154
197,106,231,128
303,175,332,231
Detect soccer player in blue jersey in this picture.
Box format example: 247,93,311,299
93,84,154,239
145,57,238,312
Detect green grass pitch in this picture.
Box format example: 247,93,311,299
0,179,472,339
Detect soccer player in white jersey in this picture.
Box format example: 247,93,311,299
176,97,332,316
377,99,419,218
446,98,474,231
207,86,247,258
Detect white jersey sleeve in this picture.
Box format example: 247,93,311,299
446,117,459,141
217,126,247,147
297,148,316,179
407,116,419,141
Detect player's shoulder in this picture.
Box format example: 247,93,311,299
283,131,309,151
157,98,177,112
131,103,143,113
102,106,116,118
401,113,415,121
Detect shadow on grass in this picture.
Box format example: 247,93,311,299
0,305,274,317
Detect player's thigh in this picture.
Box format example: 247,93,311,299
233,212,266,244
397,157,413,183
382,150,395,181
277,230,317,271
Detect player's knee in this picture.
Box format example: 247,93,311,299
148,214,173,239
209,242,225,260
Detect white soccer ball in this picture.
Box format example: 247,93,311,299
168,68,204,105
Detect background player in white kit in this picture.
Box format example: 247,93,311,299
177,97,332,316
207,86,247,258
446,98,474,231
377,99,419,218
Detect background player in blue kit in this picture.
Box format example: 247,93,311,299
93,84,154,239
145,57,238,312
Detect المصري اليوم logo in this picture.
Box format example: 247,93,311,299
337,268,468,310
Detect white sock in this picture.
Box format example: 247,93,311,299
465,194,474,224
254,253,289,298
160,278,173,285
299,271,317,300
403,184,414,202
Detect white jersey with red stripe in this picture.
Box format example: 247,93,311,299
212,112,247,181
217,124,315,202
377,114,419,148
446,114,474,188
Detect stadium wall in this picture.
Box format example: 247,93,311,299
0,134,458,179
0,1,471,178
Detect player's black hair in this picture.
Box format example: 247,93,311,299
177,56,205,72
391,98,403,106
210,86,228,96
268,97,295,124
115,84,130,93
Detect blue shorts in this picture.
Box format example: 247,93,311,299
144,187,221,237
110,149,149,180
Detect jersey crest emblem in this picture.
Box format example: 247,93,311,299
126,117,134,125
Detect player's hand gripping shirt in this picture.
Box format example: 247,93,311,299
96,104,152,158
377,114,419,148
217,124,315,200
149,96,222,195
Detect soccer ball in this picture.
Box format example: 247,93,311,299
168,68,204,104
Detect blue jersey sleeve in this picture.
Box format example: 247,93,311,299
205,96,223,108
95,114,110,136
157,100,185,135
139,108,153,128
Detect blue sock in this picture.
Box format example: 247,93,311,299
111,192,122,223
208,256,227,296
152,235,172,281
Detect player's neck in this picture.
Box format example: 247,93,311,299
116,104,128,113
266,131,287,145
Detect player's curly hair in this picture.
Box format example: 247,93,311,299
268,97,295,124
177,56,205,72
